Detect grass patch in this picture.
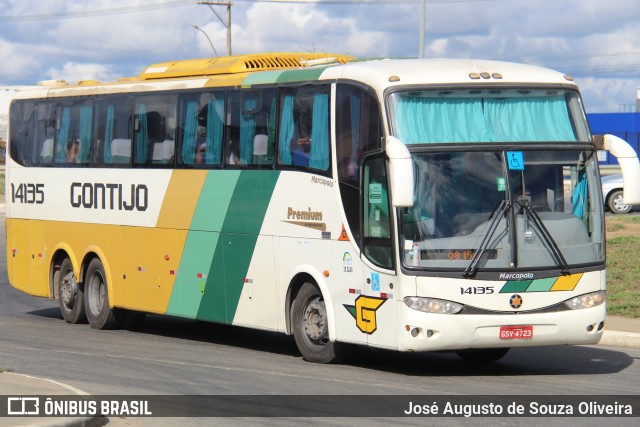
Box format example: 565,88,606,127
0,172,4,195
608,223,625,232
606,216,640,318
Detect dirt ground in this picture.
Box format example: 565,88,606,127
605,215,640,239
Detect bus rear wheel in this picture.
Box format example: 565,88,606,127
84,258,122,330
456,348,510,362
292,281,343,364
58,258,86,324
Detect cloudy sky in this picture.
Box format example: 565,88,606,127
0,0,638,113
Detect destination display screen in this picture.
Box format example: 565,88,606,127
421,249,497,261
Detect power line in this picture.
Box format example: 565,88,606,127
0,0,197,22
0,0,506,22
232,0,504,3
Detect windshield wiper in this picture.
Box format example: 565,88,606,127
463,200,511,278
518,196,570,274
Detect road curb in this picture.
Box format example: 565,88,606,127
598,330,640,349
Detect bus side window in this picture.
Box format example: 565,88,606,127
97,97,133,166
336,83,383,245
51,102,92,165
277,86,330,172
134,94,176,167
223,88,277,168
362,155,393,269
9,101,30,166
36,103,56,166
239,91,258,165
179,91,224,167
252,89,277,166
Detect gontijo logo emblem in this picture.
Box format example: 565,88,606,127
343,295,386,334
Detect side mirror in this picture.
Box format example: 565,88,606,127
596,134,640,204
385,136,414,207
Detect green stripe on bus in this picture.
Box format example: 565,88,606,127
166,171,241,318
500,280,533,293
221,170,280,234
526,277,557,292
276,67,327,83
196,170,280,323
191,170,241,231
242,70,284,87
166,231,220,318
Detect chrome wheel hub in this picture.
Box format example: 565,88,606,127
303,298,328,344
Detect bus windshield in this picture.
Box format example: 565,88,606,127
388,88,590,144
400,148,604,273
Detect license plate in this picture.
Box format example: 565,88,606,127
499,325,533,340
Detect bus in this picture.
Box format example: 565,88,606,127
6,53,640,363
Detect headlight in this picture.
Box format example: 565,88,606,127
404,296,463,314
564,291,606,310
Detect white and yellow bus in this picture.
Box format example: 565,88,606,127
6,53,640,363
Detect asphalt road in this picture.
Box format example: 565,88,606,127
0,216,639,426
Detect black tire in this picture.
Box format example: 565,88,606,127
84,258,122,330
607,190,631,214
292,282,342,364
58,258,87,324
456,348,510,362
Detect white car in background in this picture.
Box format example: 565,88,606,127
601,174,633,214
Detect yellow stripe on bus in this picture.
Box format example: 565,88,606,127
550,273,583,291
156,170,207,229
205,74,248,88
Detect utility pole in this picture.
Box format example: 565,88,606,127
198,1,232,56
419,0,426,58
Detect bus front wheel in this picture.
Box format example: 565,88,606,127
58,258,86,324
292,282,342,364
84,258,122,330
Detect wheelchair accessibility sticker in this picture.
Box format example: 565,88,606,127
507,151,524,170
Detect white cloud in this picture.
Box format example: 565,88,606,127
0,0,637,112
576,77,638,113
45,61,116,83
0,39,35,79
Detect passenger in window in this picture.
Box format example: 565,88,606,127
291,107,312,166
195,142,207,164
291,136,311,166
337,130,355,180
194,126,207,164
228,140,240,165
66,139,80,163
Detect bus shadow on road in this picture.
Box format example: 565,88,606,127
339,344,634,377
27,307,63,320
24,307,634,377
118,313,302,358
110,313,635,377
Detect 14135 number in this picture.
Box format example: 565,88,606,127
11,183,45,204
